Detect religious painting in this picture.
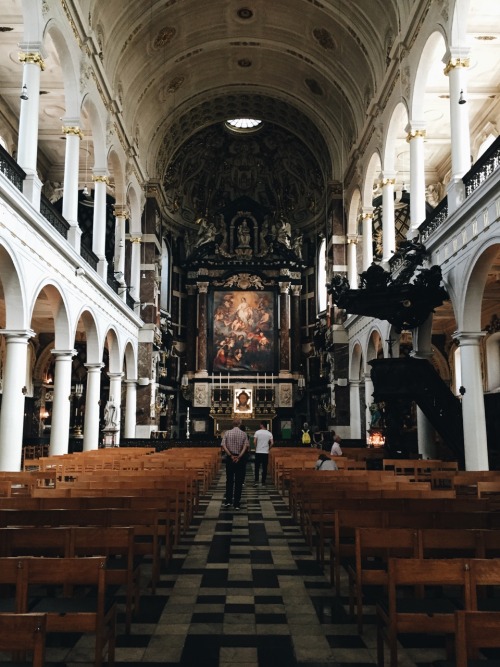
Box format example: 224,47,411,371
233,388,253,414
211,290,275,374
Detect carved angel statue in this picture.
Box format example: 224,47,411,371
292,232,303,259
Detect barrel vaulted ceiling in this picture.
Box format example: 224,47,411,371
0,0,499,230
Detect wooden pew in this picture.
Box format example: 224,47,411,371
23,556,116,667
347,527,420,633
71,526,140,634
454,611,500,667
376,558,472,667
0,613,47,667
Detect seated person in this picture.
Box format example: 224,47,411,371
315,453,338,471
330,433,342,456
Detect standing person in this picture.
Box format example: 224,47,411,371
221,418,249,510
301,422,311,446
253,421,273,487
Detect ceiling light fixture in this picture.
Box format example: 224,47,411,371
458,89,466,105
20,84,28,100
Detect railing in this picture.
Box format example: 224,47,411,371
418,195,449,243
0,144,25,191
40,194,70,239
463,134,500,197
80,244,99,271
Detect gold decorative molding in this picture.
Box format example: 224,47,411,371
113,205,129,218
92,175,109,184
381,178,396,186
61,125,83,140
406,129,426,142
18,52,45,70
443,57,470,75
361,213,373,221
130,236,142,244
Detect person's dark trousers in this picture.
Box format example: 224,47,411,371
225,457,246,506
254,453,269,484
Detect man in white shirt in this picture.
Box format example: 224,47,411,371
253,421,273,487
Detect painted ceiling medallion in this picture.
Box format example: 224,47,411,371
153,26,176,50
167,75,185,93
237,8,254,20
238,58,252,67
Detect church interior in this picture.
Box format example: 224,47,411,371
1,0,500,665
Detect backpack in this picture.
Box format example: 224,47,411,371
302,430,311,445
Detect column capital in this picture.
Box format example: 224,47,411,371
347,234,359,244
197,281,209,294
443,56,470,76
290,284,302,297
361,211,373,221
406,128,426,142
381,177,396,187
113,204,129,219
84,362,105,371
51,349,76,359
130,235,142,244
186,284,197,296
61,125,83,140
18,51,45,70
452,331,486,346
124,378,138,385
0,329,35,341
93,174,110,185
108,371,124,380
279,281,291,294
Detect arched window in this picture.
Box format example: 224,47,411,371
160,240,170,312
318,237,327,312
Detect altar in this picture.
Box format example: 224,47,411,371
209,384,276,435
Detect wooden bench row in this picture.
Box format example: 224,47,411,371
0,556,115,667
377,557,500,667
0,525,140,634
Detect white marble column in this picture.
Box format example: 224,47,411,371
361,211,374,271
113,205,128,301
0,330,34,471
406,125,427,235
49,349,75,457
454,331,488,470
381,175,396,263
108,372,123,443
61,123,83,251
349,379,362,439
17,48,44,209
92,173,109,280
124,379,137,438
347,236,358,288
444,52,471,213
83,362,104,451
364,373,374,443
130,235,142,304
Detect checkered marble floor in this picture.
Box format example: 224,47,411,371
40,464,451,667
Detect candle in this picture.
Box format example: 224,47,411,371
257,372,259,387
265,372,267,387
219,372,222,387
187,407,190,420
227,372,230,389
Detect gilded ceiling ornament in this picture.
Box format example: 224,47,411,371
312,27,335,50
153,26,176,50
18,52,45,71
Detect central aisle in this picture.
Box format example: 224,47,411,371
141,466,369,667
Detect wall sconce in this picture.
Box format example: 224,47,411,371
20,84,28,100
458,89,466,105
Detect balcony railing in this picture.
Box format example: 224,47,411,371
80,244,99,271
463,134,500,198
0,144,25,191
40,194,70,239
419,195,449,243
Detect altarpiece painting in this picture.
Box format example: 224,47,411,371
211,290,275,374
